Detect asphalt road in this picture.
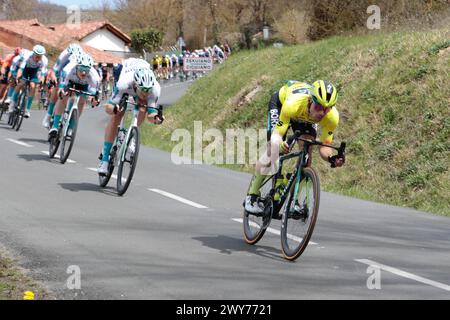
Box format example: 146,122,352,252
0,78,449,300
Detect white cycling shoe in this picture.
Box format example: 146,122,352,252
24,110,31,118
244,195,265,214
97,161,109,175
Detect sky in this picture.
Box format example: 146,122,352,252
46,0,109,9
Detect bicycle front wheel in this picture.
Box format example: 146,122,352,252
117,127,140,196
281,167,320,261
60,109,78,164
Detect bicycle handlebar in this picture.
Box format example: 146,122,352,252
118,93,164,122
288,130,346,155
66,87,97,97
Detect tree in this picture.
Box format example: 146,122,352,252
130,27,164,53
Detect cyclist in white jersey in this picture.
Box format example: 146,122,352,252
42,43,83,128
48,53,100,140
97,58,163,174
9,45,48,118
4,50,28,104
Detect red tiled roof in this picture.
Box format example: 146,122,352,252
0,19,125,64
0,19,66,47
81,44,121,64
49,20,131,45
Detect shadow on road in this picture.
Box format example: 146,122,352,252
18,137,48,145
59,182,118,197
17,153,51,162
192,235,284,262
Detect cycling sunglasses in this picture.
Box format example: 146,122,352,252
311,96,331,113
138,86,152,93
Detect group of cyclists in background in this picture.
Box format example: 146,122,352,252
151,43,231,81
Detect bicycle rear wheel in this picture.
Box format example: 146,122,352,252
243,176,274,245
60,108,78,164
116,127,140,196
281,167,320,261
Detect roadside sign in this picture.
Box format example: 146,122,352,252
184,57,213,71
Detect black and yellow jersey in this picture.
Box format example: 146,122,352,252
152,56,162,66
275,81,339,145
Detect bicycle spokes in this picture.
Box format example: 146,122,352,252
281,167,320,261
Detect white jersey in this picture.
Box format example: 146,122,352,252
10,49,31,73
110,58,160,108
19,50,48,76
60,62,100,94
53,48,78,78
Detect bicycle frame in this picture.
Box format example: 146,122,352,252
116,106,139,166
61,93,80,137
262,133,346,215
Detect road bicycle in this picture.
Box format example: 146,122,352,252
0,91,9,122
48,87,97,164
243,131,346,261
8,77,32,131
98,93,164,196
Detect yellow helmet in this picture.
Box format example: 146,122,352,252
311,80,338,108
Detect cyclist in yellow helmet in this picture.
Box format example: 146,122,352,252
244,79,345,214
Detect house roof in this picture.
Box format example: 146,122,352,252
0,19,124,64
0,19,65,47
49,20,131,45
80,44,121,64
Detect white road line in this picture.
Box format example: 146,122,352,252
148,188,208,209
6,139,32,148
40,151,76,164
87,167,119,180
232,218,318,245
355,259,450,292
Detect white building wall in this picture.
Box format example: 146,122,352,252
82,29,130,53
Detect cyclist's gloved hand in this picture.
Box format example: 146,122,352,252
328,154,345,168
148,111,164,125
279,141,289,155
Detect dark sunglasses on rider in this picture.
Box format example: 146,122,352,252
139,86,152,93
311,96,330,113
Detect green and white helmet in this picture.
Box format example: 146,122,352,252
67,43,82,55
32,44,46,56
133,68,155,90
76,53,94,69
